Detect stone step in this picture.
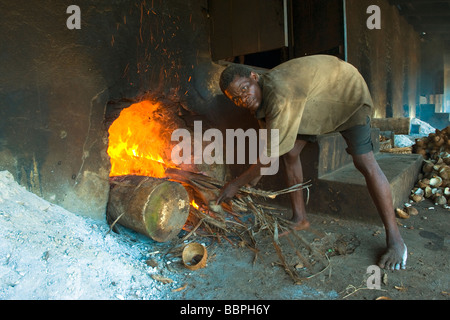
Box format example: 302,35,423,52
306,152,423,223
313,128,381,177
262,127,423,224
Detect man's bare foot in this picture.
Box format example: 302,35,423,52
378,242,407,270
280,219,310,237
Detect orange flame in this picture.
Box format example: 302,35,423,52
107,100,177,178
190,200,199,210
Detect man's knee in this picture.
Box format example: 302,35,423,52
352,152,380,176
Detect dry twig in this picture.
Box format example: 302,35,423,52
164,168,328,283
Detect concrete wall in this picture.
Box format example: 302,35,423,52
346,0,421,118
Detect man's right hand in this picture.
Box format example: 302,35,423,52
216,181,240,205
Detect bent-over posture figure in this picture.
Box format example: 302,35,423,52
216,55,407,271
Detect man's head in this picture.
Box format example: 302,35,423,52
219,64,262,114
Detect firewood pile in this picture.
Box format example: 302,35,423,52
164,168,330,284
165,167,310,238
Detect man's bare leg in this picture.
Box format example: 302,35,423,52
352,151,407,270
281,139,310,233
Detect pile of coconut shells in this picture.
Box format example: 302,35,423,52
410,126,450,208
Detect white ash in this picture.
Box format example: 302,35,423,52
0,170,180,300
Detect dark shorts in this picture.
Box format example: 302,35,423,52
297,117,373,156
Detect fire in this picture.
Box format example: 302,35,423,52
107,100,177,178
190,200,200,210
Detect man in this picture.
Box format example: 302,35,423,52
216,55,407,271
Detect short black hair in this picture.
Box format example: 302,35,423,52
219,64,254,93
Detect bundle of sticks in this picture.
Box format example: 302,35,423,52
165,168,330,284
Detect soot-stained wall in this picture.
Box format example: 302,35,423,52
345,0,421,118
0,0,229,219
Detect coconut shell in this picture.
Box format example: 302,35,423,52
395,208,410,219
430,176,443,187
406,206,419,216
424,186,433,198
182,242,207,270
410,194,423,202
435,195,447,206
439,166,450,180
416,149,427,158
444,187,450,196
432,187,443,198
417,179,430,188
435,139,445,147
415,139,425,147
422,161,434,173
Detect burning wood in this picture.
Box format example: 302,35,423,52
106,167,310,238
162,167,328,284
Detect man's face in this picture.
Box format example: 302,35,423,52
224,71,262,114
